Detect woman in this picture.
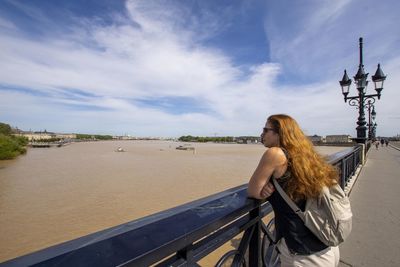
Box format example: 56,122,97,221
247,114,340,267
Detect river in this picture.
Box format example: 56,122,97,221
0,140,346,264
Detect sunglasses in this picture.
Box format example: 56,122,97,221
263,127,275,133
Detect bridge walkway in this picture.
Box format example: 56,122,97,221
339,145,400,267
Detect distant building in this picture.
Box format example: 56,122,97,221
235,136,261,144
15,131,76,141
308,135,323,143
15,131,55,141
113,135,136,140
325,135,353,143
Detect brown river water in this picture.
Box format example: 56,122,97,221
0,140,346,265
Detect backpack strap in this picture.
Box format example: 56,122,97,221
271,177,306,221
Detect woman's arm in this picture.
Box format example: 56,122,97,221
247,147,286,199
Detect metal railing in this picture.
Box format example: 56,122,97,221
328,145,363,189
0,145,363,267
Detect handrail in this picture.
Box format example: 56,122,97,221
0,145,364,267
328,145,363,188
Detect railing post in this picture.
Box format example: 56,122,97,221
248,203,262,267
361,143,366,164
177,244,195,266
353,150,357,176
340,159,346,189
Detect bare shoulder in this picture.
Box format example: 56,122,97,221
261,147,287,165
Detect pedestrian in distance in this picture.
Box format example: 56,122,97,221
375,141,380,150
248,114,340,267
385,139,389,147
381,138,385,147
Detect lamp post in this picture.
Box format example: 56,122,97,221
339,37,387,144
366,100,376,140
372,122,377,139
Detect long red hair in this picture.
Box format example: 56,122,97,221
268,114,338,201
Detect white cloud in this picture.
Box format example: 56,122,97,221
0,17,16,29
264,0,400,82
3,0,51,24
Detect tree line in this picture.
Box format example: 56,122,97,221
76,134,113,140
0,122,28,160
178,135,234,143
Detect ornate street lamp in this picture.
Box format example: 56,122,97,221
371,106,376,121
339,37,387,143
366,100,376,140
372,122,377,139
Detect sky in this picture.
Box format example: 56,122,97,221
0,0,399,138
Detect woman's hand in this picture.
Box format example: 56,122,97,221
260,181,275,199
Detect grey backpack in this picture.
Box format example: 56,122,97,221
272,177,352,246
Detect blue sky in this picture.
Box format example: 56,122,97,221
0,0,399,137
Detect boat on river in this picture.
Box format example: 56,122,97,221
176,145,195,151
116,147,125,152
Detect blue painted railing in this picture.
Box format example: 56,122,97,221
0,145,363,267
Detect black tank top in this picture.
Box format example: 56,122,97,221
267,149,328,255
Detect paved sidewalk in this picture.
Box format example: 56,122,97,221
339,146,400,267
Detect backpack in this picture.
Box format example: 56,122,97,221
271,177,352,247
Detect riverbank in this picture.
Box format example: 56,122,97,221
0,134,28,160
0,141,347,263
0,123,28,160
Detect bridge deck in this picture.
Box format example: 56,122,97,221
339,145,400,266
